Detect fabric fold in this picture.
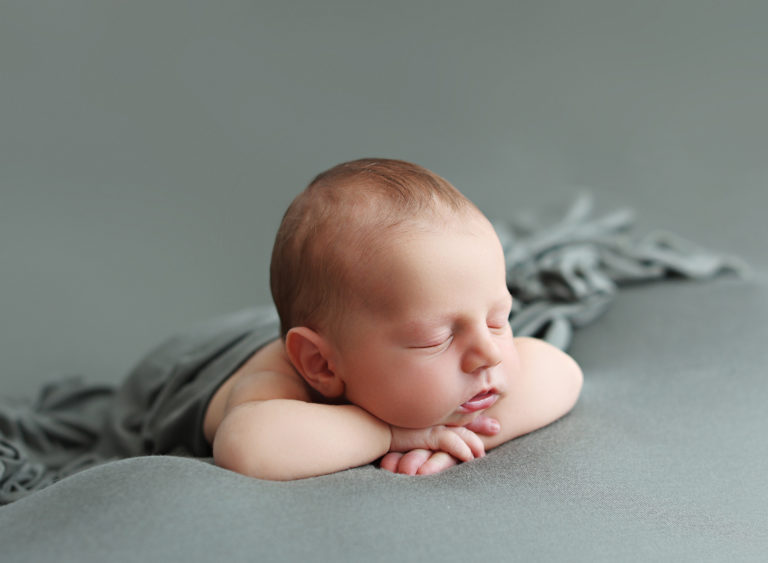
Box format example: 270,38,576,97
496,194,748,350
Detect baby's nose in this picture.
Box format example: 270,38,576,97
462,332,502,374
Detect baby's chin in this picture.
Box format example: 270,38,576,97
362,399,481,429
375,412,455,430
445,411,484,428
392,411,480,430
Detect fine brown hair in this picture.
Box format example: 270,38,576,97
270,158,477,338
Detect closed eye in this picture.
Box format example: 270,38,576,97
488,298,513,331
410,335,453,351
487,316,510,330
487,325,510,338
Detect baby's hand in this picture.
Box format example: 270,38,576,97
382,415,500,476
389,423,485,463
380,449,459,475
463,414,501,436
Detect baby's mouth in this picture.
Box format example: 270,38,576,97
458,389,499,413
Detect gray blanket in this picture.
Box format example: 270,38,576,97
0,308,281,504
0,196,743,506
498,194,747,348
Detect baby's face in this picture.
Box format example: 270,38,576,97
329,215,520,429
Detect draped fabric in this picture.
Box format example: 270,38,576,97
500,195,747,350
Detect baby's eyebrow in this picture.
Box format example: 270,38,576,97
400,317,451,334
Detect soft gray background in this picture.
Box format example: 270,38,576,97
2,0,765,397
2,2,768,562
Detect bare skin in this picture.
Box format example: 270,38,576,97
204,215,583,480
204,335,581,479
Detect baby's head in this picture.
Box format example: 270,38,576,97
270,158,519,430
271,158,483,340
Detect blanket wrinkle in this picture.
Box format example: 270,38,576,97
0,375,119,503
0,441,51,503
0,196,747,505
497,194,747,351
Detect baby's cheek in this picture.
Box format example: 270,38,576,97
382,391,451,428
362,362,458,427
503,341,522,374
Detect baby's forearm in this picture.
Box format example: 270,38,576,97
212,399,392,480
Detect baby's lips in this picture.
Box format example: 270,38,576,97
458,390,499,413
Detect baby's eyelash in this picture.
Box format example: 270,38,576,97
487,318,510,330
411,335,453,350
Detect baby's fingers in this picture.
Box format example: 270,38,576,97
379,452,404,473
394,449,433,475
380,450,458,476
435,427,485,462
415,452,458,476
452,426,486,459
380,450,433,475
464,415,500,436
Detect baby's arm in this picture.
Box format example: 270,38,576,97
478,336,583,451
211,371,486,480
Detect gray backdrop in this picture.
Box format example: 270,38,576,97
2,1,766,396
2,3,768,562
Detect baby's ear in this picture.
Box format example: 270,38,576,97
284,327,345,399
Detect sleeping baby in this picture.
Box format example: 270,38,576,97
203,157,583,479
0,158,583,497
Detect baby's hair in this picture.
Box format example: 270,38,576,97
270,158,478,338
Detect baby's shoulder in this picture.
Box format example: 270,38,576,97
513,336,583,388
203,338,310,442
224,337,310,400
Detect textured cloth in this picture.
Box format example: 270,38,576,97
0,307,280,504
498,194,748,350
